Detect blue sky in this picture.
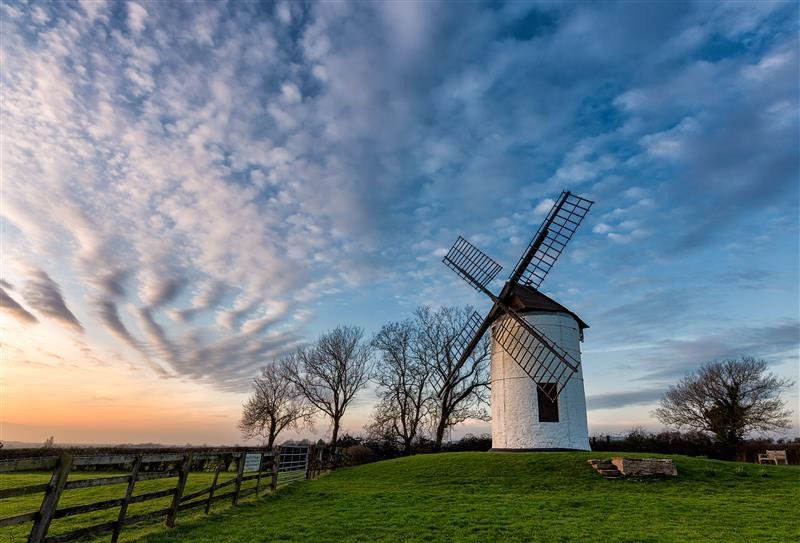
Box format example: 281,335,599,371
1,0,798,443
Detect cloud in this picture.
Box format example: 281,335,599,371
216,299,261,331
96,300,142,352
532,198,555,219
139,274,186,310
21,269,82,331
127,2,148,34
592,223,612,234
639,117,701,159
636,320,800,382
275,2,291,25
1,1,796,395
280,82,301,104
1,288,38,324
592,287,695,337
587,388,664,410
137,307,177,360
95,269,129,298
31,6,49,25
172,280,227,323
79,0,109,23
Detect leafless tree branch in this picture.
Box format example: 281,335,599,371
369,319,432,454
238,357,315,448
284,325,373,445
414,306,490,451
653,356,794,448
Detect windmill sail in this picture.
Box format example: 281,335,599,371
442,236,503,293
508,191,593,290
430,310,488,395
492,312,580,403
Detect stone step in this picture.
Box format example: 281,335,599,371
588,459,622,479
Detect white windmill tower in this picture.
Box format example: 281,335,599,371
439,191,593,450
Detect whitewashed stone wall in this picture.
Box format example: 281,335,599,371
490,311,590,450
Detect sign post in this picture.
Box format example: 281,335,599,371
243,453,262,473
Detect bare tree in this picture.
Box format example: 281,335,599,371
286,325,373,445
654,356,794,449
415,306,491,451
239,359,315,449
370,320,431,455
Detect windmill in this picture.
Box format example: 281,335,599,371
440,191,594,450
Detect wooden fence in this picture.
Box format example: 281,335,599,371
0,445,340,543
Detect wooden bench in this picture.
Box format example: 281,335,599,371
757,450,788,465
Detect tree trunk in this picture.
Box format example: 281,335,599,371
330,417,340,447
434,415,447,452
402,437,412,456
719,430,739,460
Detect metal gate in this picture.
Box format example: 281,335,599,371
277,445,310,484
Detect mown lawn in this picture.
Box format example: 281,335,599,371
2,452,799,542
139,452,799,543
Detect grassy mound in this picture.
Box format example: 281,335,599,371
140,452,799,542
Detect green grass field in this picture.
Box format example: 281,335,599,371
0,468,301,542
2,452,799,542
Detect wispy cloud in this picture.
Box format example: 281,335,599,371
1,1,797,398
1,287,38,324
637,320,800,382
96,300,143,352
21,269,82,331
587,388,665,410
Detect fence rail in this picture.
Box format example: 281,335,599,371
0,445,341,543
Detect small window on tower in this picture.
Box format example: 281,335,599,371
537,383,559,422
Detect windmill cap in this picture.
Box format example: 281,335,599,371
499,284,589,330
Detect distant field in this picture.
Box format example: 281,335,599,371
3,452,799,542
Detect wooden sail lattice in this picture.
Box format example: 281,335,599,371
510,192,593,289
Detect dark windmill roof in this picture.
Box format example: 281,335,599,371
491,284,589,330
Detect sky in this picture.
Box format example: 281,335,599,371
1,0,798,446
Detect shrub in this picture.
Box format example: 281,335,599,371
589,431,800,464
344,445,377,466
442,433,492,452
335,434,363,449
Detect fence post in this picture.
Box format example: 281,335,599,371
111,455,142,543
334,446,343,470
309,447,317,479
270,449,280,491
205,458,224,514
28,452,73,543
255,452,264,496
165,453,191,528
232,453,245,506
